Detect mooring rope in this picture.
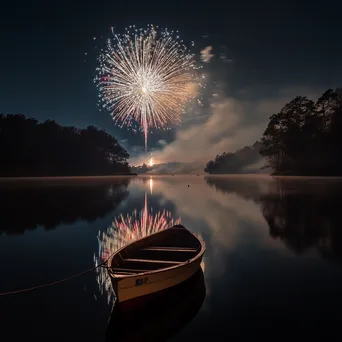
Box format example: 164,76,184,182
0,259,111,297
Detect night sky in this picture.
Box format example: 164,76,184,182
1,0,341,161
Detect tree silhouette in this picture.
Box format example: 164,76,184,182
0,114,131,177
204,141,263,174
130,163,150,174
204,87,342,176
260,88,342,175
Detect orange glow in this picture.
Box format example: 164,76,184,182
149,177,153,194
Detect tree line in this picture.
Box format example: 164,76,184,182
130,163,151,174
204,141,263,174
0,114,132,176
205,88,342,176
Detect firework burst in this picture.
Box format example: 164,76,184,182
95,24,202,150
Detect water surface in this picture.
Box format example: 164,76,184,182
1,175,342,341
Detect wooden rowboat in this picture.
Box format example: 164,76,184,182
107,224,205,307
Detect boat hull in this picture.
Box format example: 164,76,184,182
111,254,203,308
106,269,206,341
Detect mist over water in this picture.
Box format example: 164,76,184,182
1,175,342,341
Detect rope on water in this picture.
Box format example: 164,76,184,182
0,259,111,297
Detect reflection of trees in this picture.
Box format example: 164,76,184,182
0,178,130,235
205,176,342,262
260,180,342,260
205,176,268,203
94,187,181,307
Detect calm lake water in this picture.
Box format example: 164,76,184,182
1,175,342,341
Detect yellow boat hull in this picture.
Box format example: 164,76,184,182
112,255,203,303
107,225,206,307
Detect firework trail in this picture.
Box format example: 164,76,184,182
95,24,202,150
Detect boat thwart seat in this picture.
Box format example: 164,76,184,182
107,224,206,305
123,258,182,265
142,247,198,253
110,267,151,274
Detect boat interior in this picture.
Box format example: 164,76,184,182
109,226,202,276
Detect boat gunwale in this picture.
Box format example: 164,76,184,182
107,225,205,279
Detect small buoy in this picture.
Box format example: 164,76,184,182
188,185,190,187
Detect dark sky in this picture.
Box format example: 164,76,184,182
1,0,341,156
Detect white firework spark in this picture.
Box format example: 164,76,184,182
95,24,202,150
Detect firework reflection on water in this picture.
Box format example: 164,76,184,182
94,191,181,306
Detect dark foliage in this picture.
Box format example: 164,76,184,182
204,141,263,174
0,178,130,235
0,114,130,176
260,88,342,175
205,87,342,176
